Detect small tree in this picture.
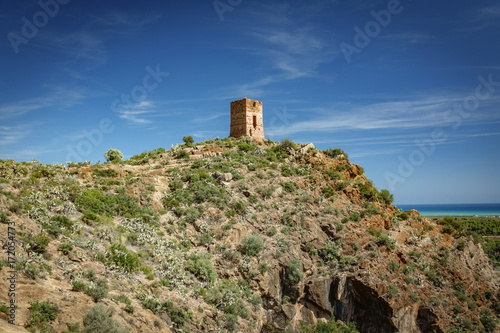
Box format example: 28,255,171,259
379,189,394,205
324,148,348,160
104,149,123,163
183,136,194,146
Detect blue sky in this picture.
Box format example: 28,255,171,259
1,0,499,205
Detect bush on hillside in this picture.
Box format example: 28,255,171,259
324,148,348,159
82,304,129,333
242,235,265,256
28,301,59,332
104,149,123,163
107,244,141,273
185,252,217,284
183,136,194,146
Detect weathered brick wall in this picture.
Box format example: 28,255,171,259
230,98,265,141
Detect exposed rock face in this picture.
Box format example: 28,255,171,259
261,274,425,333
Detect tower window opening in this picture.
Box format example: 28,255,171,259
253,115,257,127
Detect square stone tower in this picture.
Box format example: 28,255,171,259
230,98,265,141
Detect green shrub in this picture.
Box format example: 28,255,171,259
183,135,194,145
280,138,297,151
0,211,10,224
82,304,129,333
388,260,399,272
399,212,409,220
28,301,59,332
0,304,9,316
237,142,254,152
285,258,303,286
28,233,51,254
200,233,212,245
184,207,201,223
51,215,74,229
357,180,378,201
387,284,399,298
82,212,100,224
107,244,141,273
362,202,380,216
205,280,248,320
480,308,498,332
140,295,161,313
58,243,74,255
375,233,396,251
169,180,184,191
163,301,193,328
185,252,217,284
279,181,296,193
281,165,292,177
379,189,394,205
323,148,348,159
162,196,180,210
242,235,265,256
72,280,87,292
85,279,109,302
267,227,278,237
175,149,189,159
248,195,258,204
104,149,123,163
324,169,342,180
76,189,155,222
350,212,361,222
231,200,247,214
62,322,81,333
322,186,335,198
93,168,118,178
319,241,339,262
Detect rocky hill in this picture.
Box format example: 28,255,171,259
0,137,498,333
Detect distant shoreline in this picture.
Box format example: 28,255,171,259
422,214,500,220
397,203,500,218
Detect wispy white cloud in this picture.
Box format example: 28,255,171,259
455,5,500,32
30,11,162,72
266,94,500,136
0,125,31,146
193,113,228,123
116,100,156,125
479,5,500,18
224,2,339,97
0,85,87,121
0,148,64,161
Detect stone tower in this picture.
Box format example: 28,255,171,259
230,98,265,141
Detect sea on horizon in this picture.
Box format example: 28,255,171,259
396,203,500,216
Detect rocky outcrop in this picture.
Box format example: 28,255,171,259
261,272,443,333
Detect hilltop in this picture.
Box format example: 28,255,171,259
0,137,498,333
